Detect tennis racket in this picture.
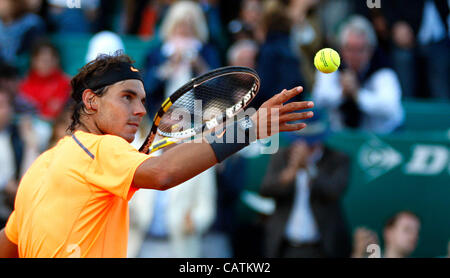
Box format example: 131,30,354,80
139,66,260,154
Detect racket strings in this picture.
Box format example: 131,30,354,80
158,73,257,135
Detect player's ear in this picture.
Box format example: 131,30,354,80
82,89,98,112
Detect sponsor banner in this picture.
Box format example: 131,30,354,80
326,130,450,257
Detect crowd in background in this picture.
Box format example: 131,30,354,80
0,0,449,258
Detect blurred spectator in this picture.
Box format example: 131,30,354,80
260,111,352,258
167,167,216,258
202,41,260,258
130,188,175,258
142,0,221,117
352,211,421,258
226,38,267,257
0,87,17,228
201,155,245,258
122,0,151,35
350,1,391,56
312,15,403,134
24,0,45,14
0,62,20,100
316,0,353,47
227,39,258,69
95,0,123,33
227,0,264,43
85,31,125,63
136,0,175,38
351,227,380,258
1,59,52,151
289,0,324,91
0,87,39,229
253,0,305,109
230,145,273,258
447,240,450,258
384,0,450,99
23,0,49,30
136,0,165,39
227,19,254,44
19,39,71,122
216,0,241,25
47,103,73,148
383,211,421,258
129,163,216,258
0,0,46,64
0,62,35,116
47,0,99,33
198,0,228,61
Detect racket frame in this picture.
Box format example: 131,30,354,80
139,66,260,154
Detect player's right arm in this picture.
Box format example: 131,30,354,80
132,86,314,191
0,228,18,258
133,139,217,191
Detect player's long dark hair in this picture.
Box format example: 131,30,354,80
68,52,134,133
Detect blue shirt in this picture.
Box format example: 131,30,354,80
0,13,45,63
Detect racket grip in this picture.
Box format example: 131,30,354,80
205,116,256,163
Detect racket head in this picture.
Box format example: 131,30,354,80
139,66,260,154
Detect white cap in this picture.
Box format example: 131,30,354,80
48,0,99,10
85,31,125,63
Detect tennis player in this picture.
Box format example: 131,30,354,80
0,53,314,258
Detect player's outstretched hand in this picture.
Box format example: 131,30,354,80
251,86,314,140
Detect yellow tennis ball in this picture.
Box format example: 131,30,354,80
314,48,340,74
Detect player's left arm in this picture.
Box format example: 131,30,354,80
133,86,314,191
0,228,18,258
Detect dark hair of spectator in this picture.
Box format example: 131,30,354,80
0,62,19,79
7,0,28,20
51,101,74,145
0,84,13,105
68,52,134,133
30,38,60,60
384,211,420,230
261,0,291,35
